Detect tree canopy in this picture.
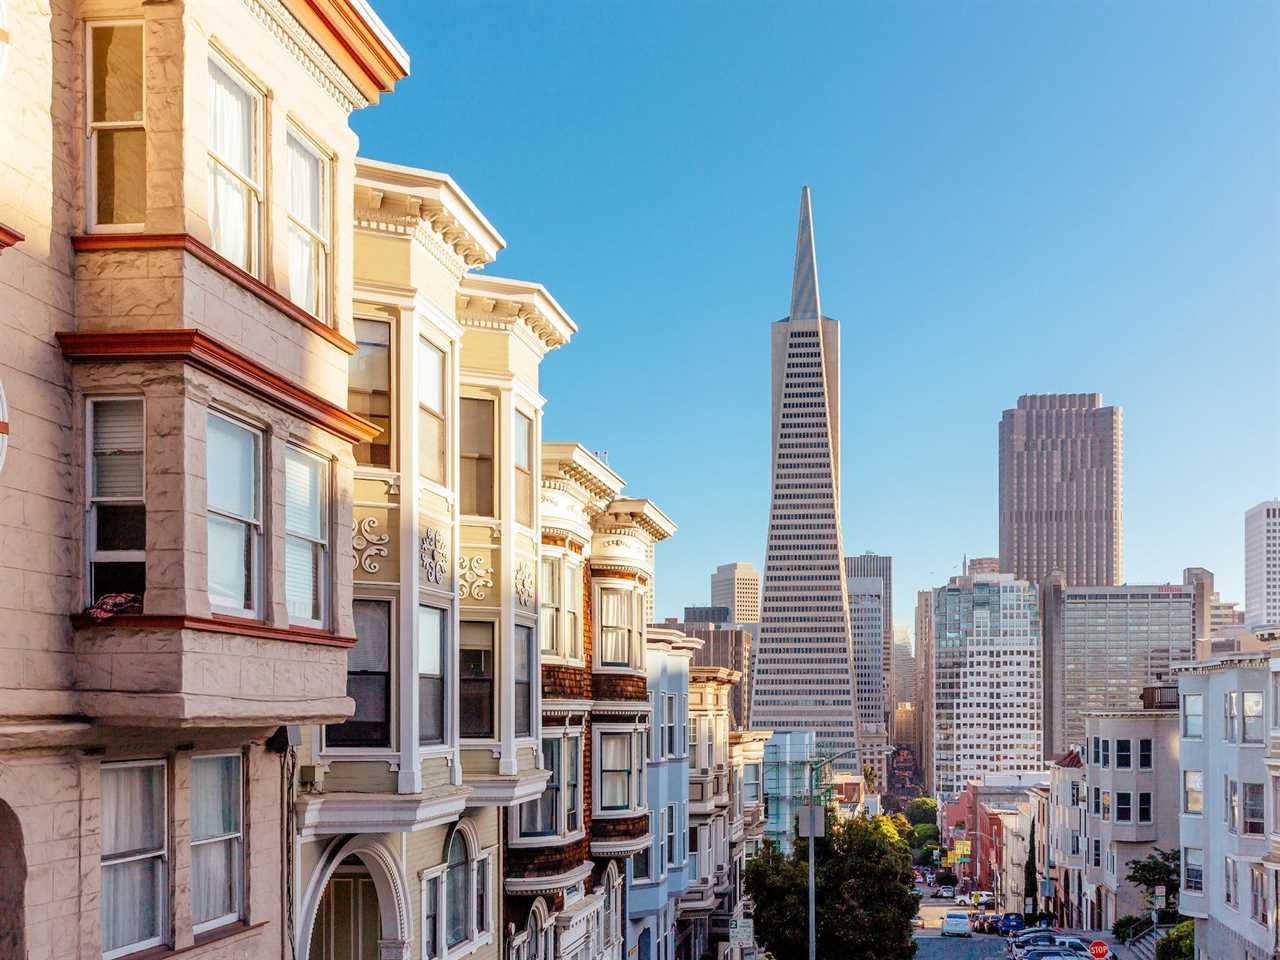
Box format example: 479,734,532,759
1126,848,1180,910
903,797,939,826
745,813,920,960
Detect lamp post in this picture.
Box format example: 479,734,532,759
804,746,863,960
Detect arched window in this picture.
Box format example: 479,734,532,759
445,832,468,947
528,912,541,960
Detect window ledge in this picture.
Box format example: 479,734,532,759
123,921,268,960
70,613,356,648
509,828,585,850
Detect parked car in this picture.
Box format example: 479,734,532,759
957,893,973,906
978,915,1001,934
999,913,1027,935
938,885,955,899
1051,937,1090,955
972,892,996,908
942,912,973,937
1013,934,1062,957
1021,950,1074,960
912,915,926,929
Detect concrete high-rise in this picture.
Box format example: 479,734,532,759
847,576,886,732
932,573,1043,801
710,561,761,623
914,589,935,791
1245,500,1280,627
750,188,862,773
999,393,1123,586
845,552,894,723
967,557,1001,576
892,624,915,707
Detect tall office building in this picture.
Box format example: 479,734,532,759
847,576,886,732
892,624,915,706
683,605,731,624
1182,566,1215,641
845,552,894,723
967,556,1001,576
710,561,761,623
750,188,862,772
932,573,1043,801
998,393,1123,586
660,617,754,730
914,590,934,790
1042,582,1194,755
1245,500,1280,627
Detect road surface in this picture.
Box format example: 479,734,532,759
913,886,1011,960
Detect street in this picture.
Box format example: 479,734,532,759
913,887,1010,960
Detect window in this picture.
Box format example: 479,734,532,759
1139,738,1152,769
87,397,146,604
422,876,438,960
191,755,242,932
1183,770,1203,814
101,761,165,958
664,696,676,757
600,734,631,810
521,739,560,837
1227,779,1239,832
445,833,469,948
284,448,328,625
514,411,533,526
566,736,580,832
475,856,488,936
1115,739,1131,769
515,625,534,738
460,621,494,739
744,763,761,803
688,708,699,763
1183,693,1203,737
1242,692,1263,743
285,129,329,316
418,606,446,745
666,803,677,867
350,319,392,467
1091,736,1099,765
657,808,667,873
1224,692,1238,742
206,413,261,616
633,820,651,880
327,599,391,747
1224,857,1237,907
1102,791,1111,821
417,338,445,483
1182,848,1203,891
540,560,560,654
1070,781,1081,806
565,563,581,660
599,588,633,667
1101,739,1110,768
1250,864,1268,923
1139,792,1152,823
460,397,494,516
689,825,700,878
207,56,261,271
1092,839,1100,868
1092,786,1100,816
1242,782,1265,835
1115,792,1131,823
87,23,145,229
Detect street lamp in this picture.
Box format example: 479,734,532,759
803,746,864,960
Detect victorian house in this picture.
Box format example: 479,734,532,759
0,2,406,959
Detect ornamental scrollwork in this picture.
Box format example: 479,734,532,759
458,554,494,601
515,561,535,607
352,515,390,574
420,527,449,585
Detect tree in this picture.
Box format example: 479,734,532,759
863,762,881,792
890,813,917,850
934,868,958,887
913,824,939,847
904,797,938,827
1126,848,1180,911
1156,920,1194,960
915,843,940,866
745,812,920,960
1023,820,1038,915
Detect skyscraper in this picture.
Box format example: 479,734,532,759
892,624,915,706
845,552,894,724
847,576,886,732
914,589,935,791
710,561,761,623
1245,500,1280,627
750,187,862,773
998,393,1124,586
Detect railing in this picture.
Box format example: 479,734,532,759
1123,916,1154,945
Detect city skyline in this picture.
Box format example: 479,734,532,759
351,1,1278,626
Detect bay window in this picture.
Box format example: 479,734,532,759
460,397,494,516
327,599,391,748
285,129,329,317
284,447,327,626
87,397,146,604
540,559,559,654
1182,693,1203,738
87,23,145,230
514,411,533,526
600,733,631,810
101,761,166,958
460,621,494,739
1183,847,1203,891
744,763,761,803
515,625,534,738
206,412,261,616
417,338,446,484
599,588,633,667
566,736,580,832
520,739,559,837
349,319,392,468
418,606,446,745
1242,691,1263,743
437,828,491,953
565,563,581,659
207,56,261,272
191,754,242,932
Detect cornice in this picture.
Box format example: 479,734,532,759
245,0,369,110
503,861,594,897
457,275,575,353
0,222,23,252
295,786,469,837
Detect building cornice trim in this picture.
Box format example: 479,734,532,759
0,222,24,252
71,613,359,648
503,861,594,897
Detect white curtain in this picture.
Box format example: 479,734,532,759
600,735,629,807
208,62,252,269
287,133,321,311
102,765,163,951
191,755,239,925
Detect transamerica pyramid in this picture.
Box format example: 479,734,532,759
748,187,863,773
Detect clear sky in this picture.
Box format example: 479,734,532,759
353,1,1280,628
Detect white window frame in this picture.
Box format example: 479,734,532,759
423,826,494,960
206,51,263,275
540,557,560,656
190,751,244,934
512,730,584,845
85,396,146,604
513,408,534,529
206,410,263,618
284,445,329,628
666,803,677,868
416,335,447,488
593,724,647,817
596,583,639,670
284,125,331,319
101,759,167,960
85,20,146,233
1183,693,1204,738
1242,691,1264,743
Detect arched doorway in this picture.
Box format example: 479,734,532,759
0,799,26,959
301,837,411,960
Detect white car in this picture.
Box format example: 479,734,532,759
941,912,972,937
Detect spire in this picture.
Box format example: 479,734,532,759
789,185,821,321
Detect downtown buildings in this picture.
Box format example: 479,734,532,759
709,563,760,624
1245,500,1280,628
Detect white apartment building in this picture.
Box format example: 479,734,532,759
710,562,760,624
932,573,1043,800
1047,751,1087,929
1245,500,1280,628
1176,652,1277,960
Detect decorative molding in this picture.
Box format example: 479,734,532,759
458,554,494,601
353,516,391,573
420,527,448,584
242,0,368,111
70,233,357,354
69,613,356,648
515,560,535,607
0,222,23,253
354,201,494,278
56,328,378,444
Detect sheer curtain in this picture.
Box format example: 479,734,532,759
599,589,629,665
287,133,321,311
600,734,629,808
191,755,240,926
208,62,252,269
102,764,164,953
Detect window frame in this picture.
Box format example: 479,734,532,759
205,50,264,275
459,394,495,518
1138,791,1152,823
1242,781,1265,835
325,596,394,752
205,410,263,619
594,724,647,817
101,758,167,960
459,619,496,741
1183,769,1203,815
350,316,395,470
1115,791,1131,823
423,825,494,958
1182,693,1204,738
190,751,244,935
1138,738,1152,769
283,445,330,629
1241,691,1264,744
283,124,331,320
595,581,645,672
85,395,147,605
416,336,447,487
417,605,447,747
1115,738,1131,770
513,409,534,528
514,623,535,739
85,20,146,233
1224,691,1239,743
1182,846,1203,891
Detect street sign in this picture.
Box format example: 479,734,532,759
797,805,825,838
729,919,754,946
954,840,971,855
1089,940,1109,960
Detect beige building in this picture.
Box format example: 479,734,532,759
914,589,934,791
0,2,408,959
709,562,759,624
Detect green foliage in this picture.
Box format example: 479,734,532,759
863,763,882,792
744,813,920,960
904,797,939,826
1126,848,1180,911
890,813,917,849
913,824,939,847
1023,820,1038,912
915,842,940,866
1112,914,1145,940
1155,921,1194,960
935,868,958,887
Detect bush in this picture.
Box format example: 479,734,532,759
1112,914,1144,940
935,868,957,887
1155,920,1193,960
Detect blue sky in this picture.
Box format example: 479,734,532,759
353,1,1279,630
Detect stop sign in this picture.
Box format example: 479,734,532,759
1089,941,1109,960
